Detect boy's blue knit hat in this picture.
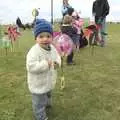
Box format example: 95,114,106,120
34,19,53,38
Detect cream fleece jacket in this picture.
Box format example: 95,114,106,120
26,43,61,94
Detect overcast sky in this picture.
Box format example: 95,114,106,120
0,0,120,24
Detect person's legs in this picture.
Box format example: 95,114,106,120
72,34,80,51
67,51,74,64
89,32,98,46
32,93,48,120
46,91,52,108
100,18,107,47
76,34,80,51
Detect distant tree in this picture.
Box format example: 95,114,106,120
117,22,120,24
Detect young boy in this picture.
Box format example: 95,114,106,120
26,19,61,120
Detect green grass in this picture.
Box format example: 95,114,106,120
0,24,120,120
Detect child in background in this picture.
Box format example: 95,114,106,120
26,19,61,120
61,15,77,65
72,11,84,51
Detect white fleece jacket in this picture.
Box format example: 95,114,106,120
26,43,61,94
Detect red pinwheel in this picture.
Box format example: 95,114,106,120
8,26,21,42
83,24,101,55
83,24,101,38
7,25,21,51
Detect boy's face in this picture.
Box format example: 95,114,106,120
36,32,52,45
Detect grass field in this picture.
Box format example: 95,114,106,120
0,24,120,120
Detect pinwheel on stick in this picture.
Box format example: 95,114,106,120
8,25,21,51
83,24,101,55
0,32,11,56
32,8,39,26
53,33,74,90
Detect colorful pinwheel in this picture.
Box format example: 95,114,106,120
53,34,74,90
3,37,11,55
53,31,61,38
7,25,21,51
0,34,11,56
83,24,101,55
0,26,12,55
53,34,73,56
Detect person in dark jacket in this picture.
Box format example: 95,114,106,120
61,15,77,65
92,0,110,47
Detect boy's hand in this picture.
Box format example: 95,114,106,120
47,60,53,68
47,60,59,69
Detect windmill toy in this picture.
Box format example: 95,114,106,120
53,34,74,90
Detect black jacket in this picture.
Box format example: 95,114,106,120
92,0,110,18
61,24,77,39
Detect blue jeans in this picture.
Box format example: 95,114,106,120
32,92,51,120
99,18,107,46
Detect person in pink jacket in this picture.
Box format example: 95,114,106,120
72,11,84,51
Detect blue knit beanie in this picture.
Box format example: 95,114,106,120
34,19,53,38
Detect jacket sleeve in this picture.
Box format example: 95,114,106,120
26,50,49,74
92,2,96,16
102,0,110,17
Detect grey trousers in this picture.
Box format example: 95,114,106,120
32,92,51,120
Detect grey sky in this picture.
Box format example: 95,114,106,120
0,0,120,24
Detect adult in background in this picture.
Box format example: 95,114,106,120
61,0,73,17
92,0,110,47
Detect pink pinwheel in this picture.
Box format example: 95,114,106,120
53,31,61,38
53,34,73,57
52,34,74,90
